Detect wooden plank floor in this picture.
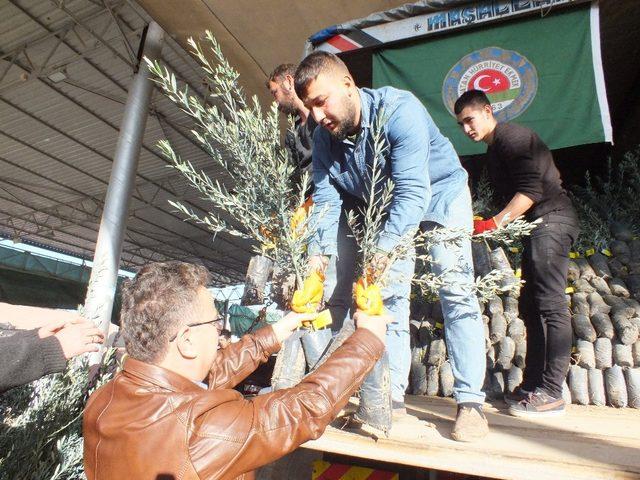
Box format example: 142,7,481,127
303,395,640,480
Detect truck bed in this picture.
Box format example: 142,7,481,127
304,395,640,480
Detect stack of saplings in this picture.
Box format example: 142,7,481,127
410,151,640,407
565,228,640,409
409,235,640,409
477,244,528,402
410,244,525,402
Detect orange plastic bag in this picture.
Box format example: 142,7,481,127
291,197,314,238
354,276,384,315
291,269,324,313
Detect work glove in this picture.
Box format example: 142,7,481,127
291,270,324,313
473,217,497,235
354,276,384,315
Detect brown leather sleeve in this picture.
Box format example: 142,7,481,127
192,328,384,479
208,326,281,390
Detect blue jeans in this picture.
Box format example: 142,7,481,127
324,209,414,404
325,189,485,404
421,188,486,404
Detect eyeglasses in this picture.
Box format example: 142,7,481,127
169,317,224,342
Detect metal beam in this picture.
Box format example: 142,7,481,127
0,181,103,235
37,0,239,198
0,157,248,278
5,2,226,191
1,1,251,279
1,2,130,93
5,0,245,250
0,98,250,265
1,70,250,259
83,22,188,361
47,0,134,69
0,202,142,268
0,159,248,278
0,184,158,265
0,146,247,275
2,1,123,62
101,0,137,65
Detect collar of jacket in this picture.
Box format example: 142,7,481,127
358,88,374,130
340,88,373,147
122,357,204,393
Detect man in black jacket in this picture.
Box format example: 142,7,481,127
455,90,579,417
0,303,104,393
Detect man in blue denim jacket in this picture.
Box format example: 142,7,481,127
294,52,488,441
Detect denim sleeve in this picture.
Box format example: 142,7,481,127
308,130,342,256
376,96,430,253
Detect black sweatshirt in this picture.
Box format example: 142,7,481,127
0,329,67,393
285,115,318,193
486,122,573,220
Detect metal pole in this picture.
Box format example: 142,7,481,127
85,21,164,365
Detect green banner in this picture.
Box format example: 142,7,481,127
373,4,611,156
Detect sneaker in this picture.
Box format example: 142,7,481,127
508,388,565,417
504,386,532,406
451,403,489,442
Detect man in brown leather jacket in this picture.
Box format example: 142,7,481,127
83,261,388,480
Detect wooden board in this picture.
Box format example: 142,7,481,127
303,396,640,480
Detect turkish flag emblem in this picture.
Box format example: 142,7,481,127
468,69,510,94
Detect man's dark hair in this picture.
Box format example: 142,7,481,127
454,89,491,115
265,63,297,88
121,261,211,362
294,51,349,99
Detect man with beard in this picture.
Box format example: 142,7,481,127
266,64,318,189
294,51,488,441
266,65,332,387
455,90,579,417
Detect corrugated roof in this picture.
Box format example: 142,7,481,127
1,0,416,286
137,0,411,106
0,0,253,285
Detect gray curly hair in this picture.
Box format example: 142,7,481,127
120,261,211,362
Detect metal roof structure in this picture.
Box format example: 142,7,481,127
0,0,409,287
4,1,636,289
136,0,410,105
0,0,257,285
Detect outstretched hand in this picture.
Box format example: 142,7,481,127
39,319,105,359
353,311,392,343
271,311,316,344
